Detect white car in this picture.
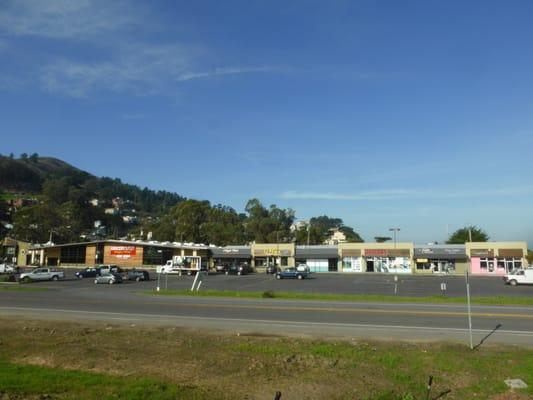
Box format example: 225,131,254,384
503,269,533,286
19,268,65,282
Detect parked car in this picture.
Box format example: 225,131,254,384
98,265,123,275
224,263,252,276
94,273,123,285
265,265,279,274
503,269,533,286
276,267,309,280
126,269,150,281
75,267,101,279
215,263,229,273
19,268,65,282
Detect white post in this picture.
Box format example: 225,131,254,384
191,271,200,291
156,272,161,292
465,269,474,349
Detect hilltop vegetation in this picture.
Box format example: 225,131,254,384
0,154,362,245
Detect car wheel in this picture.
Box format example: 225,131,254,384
52,275,59,281
109,280,114,285
94,279,98,284
276,275,281,279
237,271,242,276
297,274,303,280
77,275,83,279
136,276,141,282
510,279,518,286
225,271,229,275
22,276,31,283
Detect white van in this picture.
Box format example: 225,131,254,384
503,269,533,286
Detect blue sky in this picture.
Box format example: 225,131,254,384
1,0,532,245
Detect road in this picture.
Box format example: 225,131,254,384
1,273,533,346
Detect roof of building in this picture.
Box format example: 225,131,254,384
30,239,211,251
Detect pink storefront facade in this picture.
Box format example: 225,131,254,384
467,243,527,276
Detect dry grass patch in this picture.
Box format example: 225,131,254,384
0,318,531,400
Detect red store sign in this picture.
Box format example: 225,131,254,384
365,249,388,257
110,246,137,259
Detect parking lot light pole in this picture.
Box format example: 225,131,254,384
389,228,400,248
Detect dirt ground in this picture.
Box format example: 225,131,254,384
0,318,531,400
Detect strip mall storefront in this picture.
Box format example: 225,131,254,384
211,246,252,268
414,245,467,275
466,242,527,276
339,243,414,273
28,240,209,268
251,243,295,270
295,245,338,272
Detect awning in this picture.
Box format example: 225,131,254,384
295,246,338,259
211,246,252,259
414,245,466,260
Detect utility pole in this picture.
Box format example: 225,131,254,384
389,227,400,248
307,221,311,246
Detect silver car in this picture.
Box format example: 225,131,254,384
94,273,123,285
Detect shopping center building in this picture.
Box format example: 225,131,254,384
14,239,529,276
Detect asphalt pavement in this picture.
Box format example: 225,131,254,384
1,270,532,346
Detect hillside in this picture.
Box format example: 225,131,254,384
0,154,186,243
0,156,90,192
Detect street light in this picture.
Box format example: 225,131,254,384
389,228,400,248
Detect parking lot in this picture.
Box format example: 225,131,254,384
13,267,533,298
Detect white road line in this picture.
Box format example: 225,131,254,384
2,306,533,337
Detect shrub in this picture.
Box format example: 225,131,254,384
262,290,276,298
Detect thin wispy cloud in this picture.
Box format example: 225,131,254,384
281,186,533,201
40,44,192,97
176,66,275,82
0,1,278,97
0,0,135,39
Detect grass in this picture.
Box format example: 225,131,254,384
0,359,214,400
146,288,533,306
0,319,531,399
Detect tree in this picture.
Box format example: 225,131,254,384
42,178,71,205
374,236,392,243
20,153,28,159
29,153,39,161
170,199,211,243
244,199,295,243
294,224,324,245
338,226,364,242
204,205,245,245
446,226,489,244
12,204,63,243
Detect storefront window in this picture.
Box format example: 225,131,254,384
342,257,362,272
60,245,86,264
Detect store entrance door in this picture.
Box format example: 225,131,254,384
366,259,374,272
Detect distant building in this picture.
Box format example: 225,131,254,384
122,215,139,224
112,197,124,208
290,221,308,232
323,228,347,245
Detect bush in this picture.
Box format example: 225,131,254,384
0,274,16,282
262,290,276,298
